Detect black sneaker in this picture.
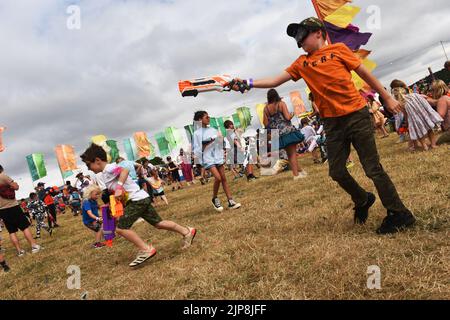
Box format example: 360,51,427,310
376,210,416,235
2,263,10,272
247,174,258,182
353,192,376,224
212,198,224,212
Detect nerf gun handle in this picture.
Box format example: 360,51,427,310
228,79,250,94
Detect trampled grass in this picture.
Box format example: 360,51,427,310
0,136,449,300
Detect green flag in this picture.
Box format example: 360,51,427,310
106,140,120,163
26,153,47,182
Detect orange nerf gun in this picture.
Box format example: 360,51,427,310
109,195,124,218
178,75,249,97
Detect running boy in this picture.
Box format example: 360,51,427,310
80,144,196,267
232,17,415,234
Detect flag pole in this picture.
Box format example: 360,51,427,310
311,0,333,45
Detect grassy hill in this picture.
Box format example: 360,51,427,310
0,136,448,300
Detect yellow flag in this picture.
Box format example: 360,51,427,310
256,103,266,127
362,58,377,71
91,135,107,146
351,58,377,91
324,5,360,28
314,0,352,18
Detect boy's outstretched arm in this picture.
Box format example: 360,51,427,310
233,71,292,90
355,65,402,114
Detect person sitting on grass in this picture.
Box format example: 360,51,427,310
81,185,105,249
80,144,196,267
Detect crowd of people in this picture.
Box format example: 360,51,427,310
1,17,449,272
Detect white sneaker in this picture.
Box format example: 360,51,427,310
228,199,241,210
31,245,41,254
293,171,308,180
129,246,157,267
17,249,26,257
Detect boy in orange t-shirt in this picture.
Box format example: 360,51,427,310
233,17,415,235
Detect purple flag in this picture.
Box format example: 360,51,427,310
324,21,372,50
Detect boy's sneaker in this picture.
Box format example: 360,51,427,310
376,210,416,235
33,235,41,239
228,199,241,210
93,242,105,249
212,198,224,212
354,192,376,225
2,263,10,272
247,174,258,182
31,245,41,254
182,227,197,250
129,246,157,267
17,250,25,257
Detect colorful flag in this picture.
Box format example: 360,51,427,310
123,138,138,161
155,132,170,157
91,135,107,146
289,91,307,116
55,145,77,179
232,113,241,128
134,132,152,158
164,127,183,151
217,118,227,136
236,107,252,130
324,21,372,50
106,140,120,163
209,117,219,130
324,5,360,28
313,0,352,18
184,125,194,141
256,104,266,127
26,153,47,182
0,127,5,152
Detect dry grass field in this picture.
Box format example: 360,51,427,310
0,136,449,300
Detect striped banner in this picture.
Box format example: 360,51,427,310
164,127,183,151
26,153,47,182
0,127,5,152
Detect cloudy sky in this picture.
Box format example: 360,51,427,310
1,0,449,198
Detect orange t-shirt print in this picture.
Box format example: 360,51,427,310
286,43,367,118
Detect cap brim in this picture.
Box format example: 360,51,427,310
287,23,300,37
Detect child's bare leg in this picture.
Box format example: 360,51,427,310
161,195,169,205
22,228,37,247
95,230,103,243
218,165,233,200
9,233,21,252
286,144,299,176
116,228,151,252
154,220,189,236
428,130,438,148
209,167,222,198
419,136,429,150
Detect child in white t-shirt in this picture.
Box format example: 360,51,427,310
81,144,197,267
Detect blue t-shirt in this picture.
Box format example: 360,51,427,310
82,199,99,225
118,160,138,181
